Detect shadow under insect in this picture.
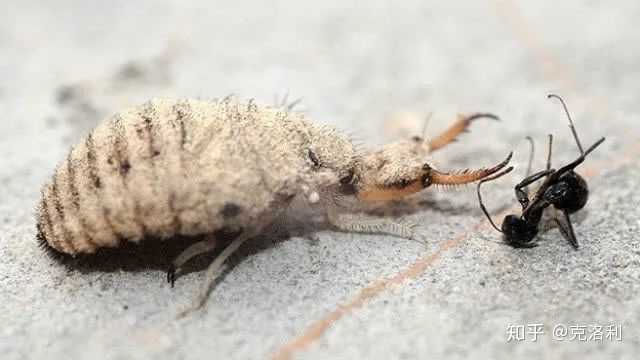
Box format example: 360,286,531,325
40,190,481,277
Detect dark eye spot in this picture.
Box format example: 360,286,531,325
308,149,321,168
422,174,432,188
412,136,423,142
120,160,131,175
422,164,432,187
220,202,242,218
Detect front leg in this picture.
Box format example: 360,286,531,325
553,210,579,250
326,207,424,245
514,169,555,209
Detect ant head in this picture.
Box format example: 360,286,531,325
352,140,513,202
501,214,539,247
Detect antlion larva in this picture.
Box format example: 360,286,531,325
37,96,512,313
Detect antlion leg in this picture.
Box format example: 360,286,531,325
176,231,254,318
327,207,425,245
167,235,218,287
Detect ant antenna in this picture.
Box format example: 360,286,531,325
547,94,584,156
477,166,515,233
524,136,535,196
546,134,553,171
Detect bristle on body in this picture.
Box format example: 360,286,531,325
36,222,69,261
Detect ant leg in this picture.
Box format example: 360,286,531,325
554,137,606,176
514,169,555,209
167,235,218,287
583,137,606,157
476,166,514,233
552,210,579,250
547,94,606,177
522,135,551,195
525,136,535,179
546,134,553,171
428,113,499,153
548,94,584,155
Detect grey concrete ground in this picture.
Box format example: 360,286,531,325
1,1,639,359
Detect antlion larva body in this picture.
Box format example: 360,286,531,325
36,96,511,313
37,98,358,255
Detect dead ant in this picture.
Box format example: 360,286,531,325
477,94,606,249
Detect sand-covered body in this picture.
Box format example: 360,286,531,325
37,98,357,255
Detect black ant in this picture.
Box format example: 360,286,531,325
477,94,606,249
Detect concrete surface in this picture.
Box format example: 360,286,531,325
1,1,639,359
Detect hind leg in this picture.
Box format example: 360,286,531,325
177,230,255,317
167,235,218,287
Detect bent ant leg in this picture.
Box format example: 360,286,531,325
546,134,553,171
525,136,535,179
523,134,553,196
514,169,555,209
548,94,605,176
548,94,584,155
583,137,606,157
553,209,579,250
476,166,515,233
554,137,606,175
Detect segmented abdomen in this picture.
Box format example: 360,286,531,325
37,98,287,255
37,100,195,254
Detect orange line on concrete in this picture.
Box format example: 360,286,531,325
271,229,474,360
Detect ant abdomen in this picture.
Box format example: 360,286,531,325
544,171,589,213
502,214,538,247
